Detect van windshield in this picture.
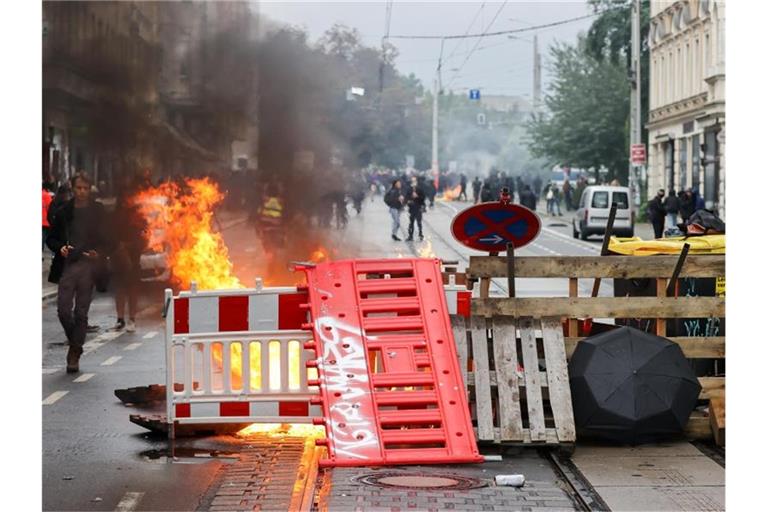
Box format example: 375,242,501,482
591,191,609,208
612,192,629,209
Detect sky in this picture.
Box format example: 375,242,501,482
258,0,595,99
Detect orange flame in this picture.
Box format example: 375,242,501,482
441,184,463,201
133,178,242,290
309,246,329,263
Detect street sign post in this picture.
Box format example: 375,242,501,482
469,89,481,100
450,202,541,252
630,144,646,165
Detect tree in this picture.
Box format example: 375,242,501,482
526,38,630,182
586,0,651,148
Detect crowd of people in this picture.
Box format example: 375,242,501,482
646,187,706,239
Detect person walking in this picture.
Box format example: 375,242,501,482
46,173,109,373
647,189,666,239
471,176,482,204
458,173,468,201
679,189,695,223
110,176,147,332
405,178,426,241
384,179,405,241
519,184,537,211
562,179,573,211
663,188,680,232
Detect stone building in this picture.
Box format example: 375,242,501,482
43,1,259,193
647,0,725,219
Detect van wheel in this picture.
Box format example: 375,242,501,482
579,223,588,241
572,221,579,239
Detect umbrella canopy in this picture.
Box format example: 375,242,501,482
569,326,701,443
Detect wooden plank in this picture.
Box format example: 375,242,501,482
468,255,725,279
442,272,467,285
684,411,712,440
656,278,667,336
519,317,546,442
699,376,725,400
472,296,725,318
568,278,578,336
470,316,494,442
473,427,561,445
565,336,726,359
465,370,548,389
450,315,469,388
540,317,576,443
709,396,725,447
490,316,524,442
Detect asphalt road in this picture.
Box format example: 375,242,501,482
41,197,635,511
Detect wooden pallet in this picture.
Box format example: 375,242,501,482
451,314,575,446
464,254,726,442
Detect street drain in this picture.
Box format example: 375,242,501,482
355,472,487,490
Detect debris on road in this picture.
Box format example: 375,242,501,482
495,474,526,487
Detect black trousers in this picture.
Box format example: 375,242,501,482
408,209,423,238
652,218,665,239
57,258,94,348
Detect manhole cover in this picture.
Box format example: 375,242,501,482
355,472,487,490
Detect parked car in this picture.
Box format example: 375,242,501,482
572,186,635,240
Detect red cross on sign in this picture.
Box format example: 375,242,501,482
450,202,541,252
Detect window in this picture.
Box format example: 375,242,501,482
679,138,688,190
691,134,701,191
611,192,629,209
591,191,609,208
579,191,588,208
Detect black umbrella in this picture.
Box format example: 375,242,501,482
569,326,701,443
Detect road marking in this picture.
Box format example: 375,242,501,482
42,368,58,375
73,373,95,383
142,331,158,339
83,330,125,355
541,226,600,252
101,356,122,366
42,391,68,405
124,342,142,351
531,242,561,256
115,491,145,511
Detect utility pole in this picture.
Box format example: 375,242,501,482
533,34,541,112
629,0,644,205
431,39,445,190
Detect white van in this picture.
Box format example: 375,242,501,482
572,186,634,240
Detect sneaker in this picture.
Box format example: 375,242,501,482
419,234,424,240
112,319,126,331
392,235,402,241
126,320,136,333
405,237,413,241
86,324,100,333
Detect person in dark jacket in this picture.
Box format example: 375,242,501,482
471,177,482,203
46,173,109,373
405,177,426,241
647,189,666,239
663,188,680,231
519,185,537,211
384,179,404,241
110,175,147,333
678,188,696,223
458,173,468,201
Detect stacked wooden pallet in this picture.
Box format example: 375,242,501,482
461,254,725,445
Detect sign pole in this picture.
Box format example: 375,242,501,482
506,242,515,298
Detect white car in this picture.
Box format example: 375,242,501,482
572,186,635,240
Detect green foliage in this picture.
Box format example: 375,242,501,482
526,38,630,182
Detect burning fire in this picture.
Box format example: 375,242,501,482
133,177,242,290
238,423,325,438
309,246,329,263
441,184,463,201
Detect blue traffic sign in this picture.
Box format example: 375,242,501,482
450,202,540,252
469,89,481,100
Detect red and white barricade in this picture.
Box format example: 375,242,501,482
164,276,472,436
164,280,321,437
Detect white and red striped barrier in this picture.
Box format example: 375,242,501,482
164,276,472,437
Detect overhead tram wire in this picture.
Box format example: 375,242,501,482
443,2,487,65
445,0,509,90
387,11,602,41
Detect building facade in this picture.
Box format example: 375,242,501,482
43,1,259,193
647,0,725,219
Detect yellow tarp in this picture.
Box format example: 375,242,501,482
607,234,725,256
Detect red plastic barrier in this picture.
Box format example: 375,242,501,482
298,258,483,467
